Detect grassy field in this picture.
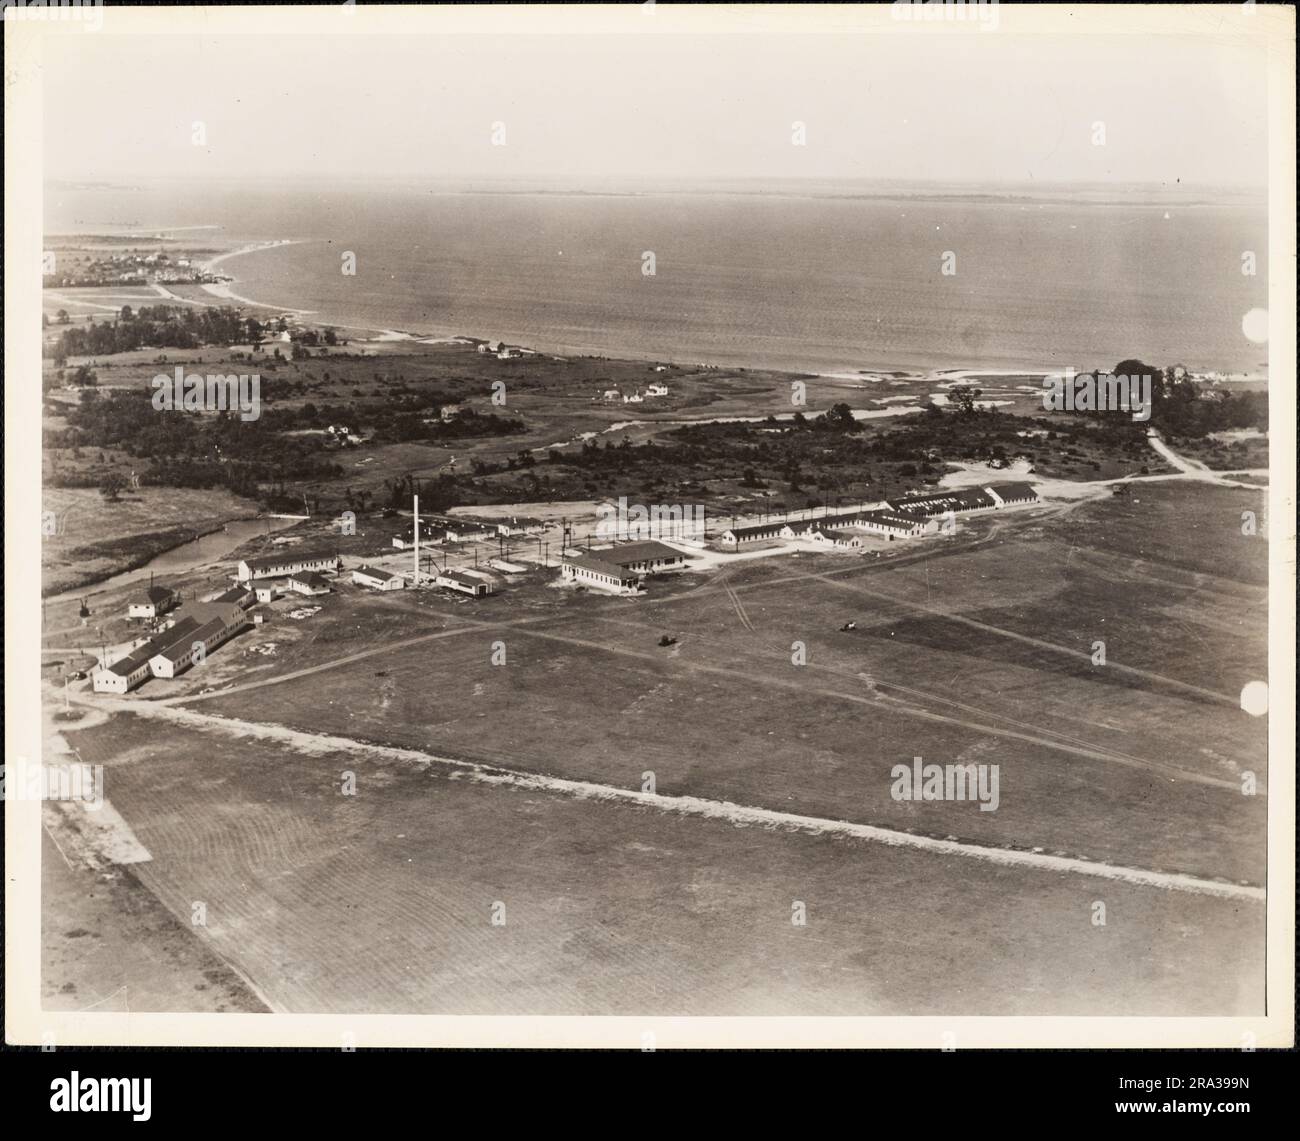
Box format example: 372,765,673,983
58,711,1262,1016
42,832,268,1014
40,486,258,597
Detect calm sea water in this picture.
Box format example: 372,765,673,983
45,182,1269,375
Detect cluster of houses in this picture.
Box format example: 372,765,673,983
469,339,532,360
558,540,691,594
717,483,1040,549
601,383,670,403
95,543,507,693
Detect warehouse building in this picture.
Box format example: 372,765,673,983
435,569,495,596
237,552,339,583
559,554,642,593
286,571,332,596
886,487,998,517
851,509,933,539
593,540,689,574
984,482,1040,508
92,616,201,694
352,566,405,591
149,604,250,679
717,520,793,548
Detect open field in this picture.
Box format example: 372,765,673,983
57,710,1262,1016
41,832,268,1014
40,486,258,597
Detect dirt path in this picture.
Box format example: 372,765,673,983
1145,432,1269,490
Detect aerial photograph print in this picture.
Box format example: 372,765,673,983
5,2,1294,1053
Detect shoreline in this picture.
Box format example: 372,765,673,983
168,232,1269,385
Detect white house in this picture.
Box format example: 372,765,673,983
250,581,279,605
92,651,154,694
352,566,405,591
717,520,791,548
443,523,495,544
623,391,644,404
494,516,547,537
647,383,669,397
127,584,179,620
286,571,332,596
602,389,621,401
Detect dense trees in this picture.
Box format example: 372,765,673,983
49,389,343,497
44,305,255,358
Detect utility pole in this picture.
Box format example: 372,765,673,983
413,492,420,586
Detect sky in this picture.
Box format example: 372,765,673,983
43,28,1269,189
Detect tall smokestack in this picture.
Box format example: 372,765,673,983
413,493,420,586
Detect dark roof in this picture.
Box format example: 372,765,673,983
355,565,397,581
134,589,175,608
888,487,996,515
184,601,247,628
985,482,1039,501
108,616,201,674
243,552,336,572
106,650,154,677
153,617,227,664
856,510,924,530
723,521,789,538
599,541,685,566
290,571,330,588
440,569,487,587
211,586,253,605
562,555,639,582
